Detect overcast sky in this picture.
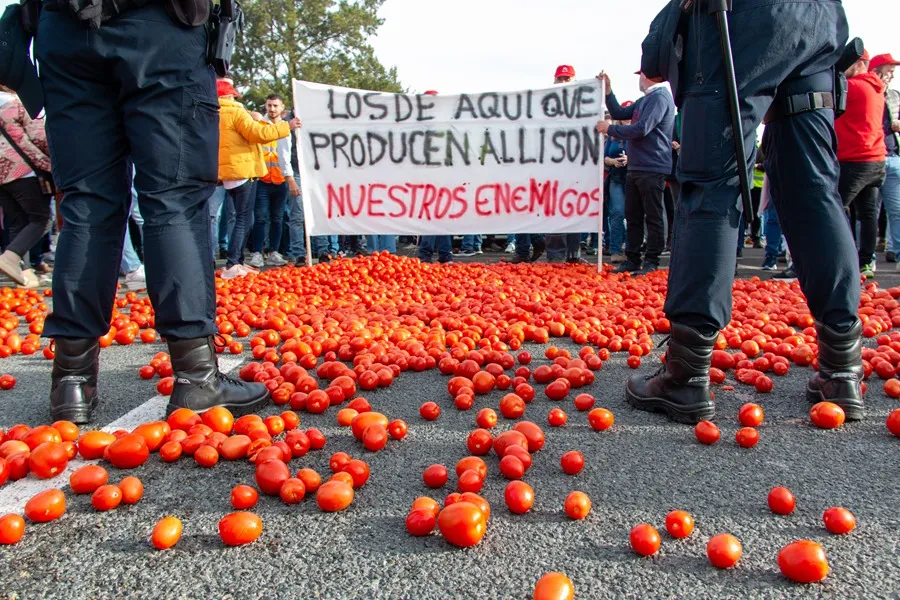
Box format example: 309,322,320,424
371,0,897,100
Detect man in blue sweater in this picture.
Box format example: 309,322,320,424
596,70,675,273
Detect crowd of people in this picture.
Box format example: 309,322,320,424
1,54,899,288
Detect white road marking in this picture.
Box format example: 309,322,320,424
0,356,243,515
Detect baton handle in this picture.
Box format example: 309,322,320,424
714,9,754,219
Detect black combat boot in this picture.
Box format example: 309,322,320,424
625,323,717,424
166,337,270,416
807,320,864,420
50,338,100,424
530,237,546,262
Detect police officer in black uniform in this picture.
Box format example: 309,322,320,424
30,0,269,423
625,0,865,423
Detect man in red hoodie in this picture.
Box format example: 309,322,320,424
835,50,887,278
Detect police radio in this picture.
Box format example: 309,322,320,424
834,38,864,118
207,0,243,77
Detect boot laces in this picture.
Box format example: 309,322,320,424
648,335,671,378
212,335,248,387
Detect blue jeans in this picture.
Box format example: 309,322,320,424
366,235,397,252
461,234,482,252
251,181,288,254
208,186,226,260
607,179,626,254
514,233,544,259
418,236,452,262
881,154,900,254
312,235,338,257
763,203,784,261
287,181,307,260
121,192,143,273
226,181,256,267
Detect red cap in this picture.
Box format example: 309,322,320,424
423,90,438,95
622,100,635,107
869,53,900,71
554,65,575,79
216,78,241,98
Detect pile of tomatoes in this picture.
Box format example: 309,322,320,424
0,254,898,594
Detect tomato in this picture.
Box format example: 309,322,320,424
296,468,321,494
694,420,720,445
665,510,694,539
587,408,614,431
151,516,183,550
231,484,259,509
564,491,591,520
28,442,68,479
456,469,482,493
533,572,574,600
437,501,486,547
467,429,494,456
256,459,290,496
91,484,123,511
548,408,568,427
336,408,358,427
512,421,545,452
493,430,529,457
626,356,641,369
341,459,370,488
132,421,170,452
545,379,570,401
194,445,219,468
884,379,900,399
264,415,285,437
119,476,144,504
106,434,149,469
0,513,25,545
778,540,829,583
767,486,796,515
316,480,354,512
386,419,407,440
279,478,306,504
51,421,80,443
735,427,760,448
573,393,595,411
629,524,661,556
822,507,856,534
201,406,235,435
350,412,389,441
809,402,845,429
498,455,525,480
738,403,764,427
159,441,183,462
707,533,742,568
220,435,252,460
329,452,351,473
361,424,388,452
887,409,900,437
24,426,62,449
156,377,175,395
69,464,109,494
419,401,441,421
0,374,16,390
560,450,584,475
167,408,201,431
504,480,534,514
406,508,437,536
219,512,263,546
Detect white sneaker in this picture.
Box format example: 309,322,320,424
267,251,287,266
0,250,25,286
19,268,39,289
220,265,246,280
504,243,516,254
125,265,146,290
237,264,258,276
247,252,264,268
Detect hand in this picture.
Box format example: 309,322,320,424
671,141,681,151
596,71,611,94
892,120,900,133
289,117,303,130
595,120,611,134
288,178,301,197
250,111,264,121
616,155,628,168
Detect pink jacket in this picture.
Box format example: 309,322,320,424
0,93,51,186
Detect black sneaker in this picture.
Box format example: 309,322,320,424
317,253,331,264
638,263,659,274
774,266,797,279
615,261,642,274
886,252,896,263
761,257,777,271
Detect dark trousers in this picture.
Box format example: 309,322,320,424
36,3,218,340
624,170,666,266
0,178,51,258
839,161,886,267
514,233,545,259
665,0,858,333
226,181,257,268
418,236,452,262
251,181,288,254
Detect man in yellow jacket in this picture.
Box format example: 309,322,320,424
215,78,300,279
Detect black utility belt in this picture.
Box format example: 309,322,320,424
40,0,210,30
766,91,834,123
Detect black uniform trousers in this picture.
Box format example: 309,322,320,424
664,0,859,333
35,3,219,340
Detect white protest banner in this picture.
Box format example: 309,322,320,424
293,79,605,236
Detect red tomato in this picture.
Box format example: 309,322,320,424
218,512,263,546
419,402,441,421
91,484,123,511
231,484,259,509
437,501,486,547
315,481,354,512
694,420,720,445
778,540,829,583
255,459,290,496
193,445,219,468
512,421,545,452
0,513,25,545
406,508,437,536
466,429,494,456
768,486,796,515
560,450,585,475
665,510,694,539
105,434,149,469
329,452,351,473
573,393,595,411
564,491,591,520
151,516,182,550
498,455,525,480
822,507,856,534
423,464,448,488
735,427,760,448
388,419,408,440
809,402,845,429
587,408,614,431
548,408,568,427
630,524,661,556
341,459,370,488
738,403,764,427
69,465,109,494
306,428,327,449
296,469,321,494
119,476,144,504
279,478,306,504
707,533,742,569
887,409,900,437
504,480,534,514
27,442,68,479
533,573,574,600
456,469,483,494
626,356,641,369
361,424,388,452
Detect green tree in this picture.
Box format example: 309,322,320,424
231,0,403,110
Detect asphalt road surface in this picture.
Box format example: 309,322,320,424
0,250,897,599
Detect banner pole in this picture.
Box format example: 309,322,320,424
292,79,314,268
598,78,606,274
